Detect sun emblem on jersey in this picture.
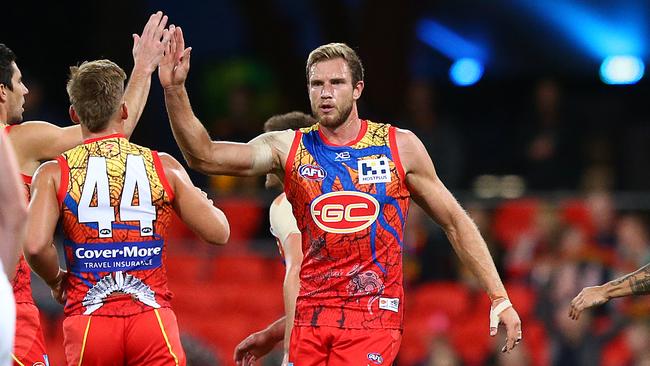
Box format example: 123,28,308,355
82,271,160,314
347,266,383,295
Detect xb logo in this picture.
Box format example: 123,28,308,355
335,151,351,161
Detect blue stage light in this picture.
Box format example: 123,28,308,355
600,55,645,84
450,58,484,86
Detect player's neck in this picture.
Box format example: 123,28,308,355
319,108,362,146
81,123,125,142
0,107,7,126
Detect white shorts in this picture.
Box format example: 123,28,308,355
0,263,15,366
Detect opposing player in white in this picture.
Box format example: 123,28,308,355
0,132,27,366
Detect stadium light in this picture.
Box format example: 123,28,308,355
600,55,645,84
449,58,484,86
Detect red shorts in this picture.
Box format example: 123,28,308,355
12,302,49,366
62,308,185,366
288,326,402,366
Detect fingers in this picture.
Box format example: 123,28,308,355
181,47,192,67
132,34,140,49
176,26,186,57
142,11,162,40
154,15,169,41
490,326,498,337
502,318,522,353
161,29,172,47
244,353,256,366
569,293,583,320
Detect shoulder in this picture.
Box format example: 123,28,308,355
393,128,425,153
32,160,61,185
392,128,432,174
156,152,183,168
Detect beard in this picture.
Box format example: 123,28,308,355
314,100,353,128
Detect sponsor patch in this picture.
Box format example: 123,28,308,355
379,297,400,313
335,151,351,161
367,353,384,365
299,164,327,181
67,240,163,273
311,191,379,234
358,157,391,184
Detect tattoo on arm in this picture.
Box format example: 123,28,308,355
630,264,650,295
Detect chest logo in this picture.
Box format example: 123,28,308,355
299,164,327,181
358,157,391,184
310,191,379,233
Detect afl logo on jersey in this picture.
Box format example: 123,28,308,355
310,191,379,233
299,164,327,181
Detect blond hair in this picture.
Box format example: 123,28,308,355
306,43,364,85
66,59,126,132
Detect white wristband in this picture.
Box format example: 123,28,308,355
489,299,512,328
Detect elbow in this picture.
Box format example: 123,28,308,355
205,218,230,246
23,240,43,262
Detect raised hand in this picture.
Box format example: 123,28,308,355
489,298,523,353
132,11,173,74
49,269,68,305
159,25,192,89
569,285,609,320
233,329,278,366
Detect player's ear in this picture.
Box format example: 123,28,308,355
0,84,7,103
120,101,128,120
69,106,80,124
352,80,364,100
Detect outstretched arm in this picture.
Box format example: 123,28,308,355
122,11,172,137
159,26,290,176
570,263,650,320
0,134,27,278
233,316,286,366
160,153,230,245
7,11,172,174
397,128,521,352
23,161,64,297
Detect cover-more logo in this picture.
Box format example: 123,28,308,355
310,191,379,234
299,164,327,181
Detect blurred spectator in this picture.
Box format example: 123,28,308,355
516,78,580,190
402,80,465,189
417,336,461,366
614,214,650,272
181,334,221,366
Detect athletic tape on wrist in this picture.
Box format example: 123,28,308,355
489,299,512,328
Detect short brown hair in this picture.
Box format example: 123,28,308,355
306,43,364,85
263,111,316,132
66,59,126,132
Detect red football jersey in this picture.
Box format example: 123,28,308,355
57,134,175,316
284,120,410,329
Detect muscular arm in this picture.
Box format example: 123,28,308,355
569,263,650,320
160,153,230,245
397,129,507,300
607,264,650,296
163,85,292,176
281,232,302,356
23,161,62,287
398,129,521,351
0,134,27,278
